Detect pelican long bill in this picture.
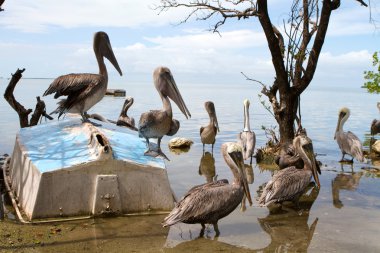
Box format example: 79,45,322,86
162,73,191,119
229,150,253,206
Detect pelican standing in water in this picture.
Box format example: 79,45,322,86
334,107,366,163
259,135,320,207
43,31,122,123
163,142,252,236
139,66,191,160
116,96,138,131
238,99,256,165
200,101,219,153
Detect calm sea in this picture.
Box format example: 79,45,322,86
0,78,379,252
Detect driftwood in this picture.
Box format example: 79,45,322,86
4,68,53,128
0,0,4,12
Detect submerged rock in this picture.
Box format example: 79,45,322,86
372,140,380,154
168,137,193,149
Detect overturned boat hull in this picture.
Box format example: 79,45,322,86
4,117,175,221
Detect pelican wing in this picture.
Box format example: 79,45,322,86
200,126,205,136
43,73,105,99
259,167,311,206
163,179,239,226
345,131,365,162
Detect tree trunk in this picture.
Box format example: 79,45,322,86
274,88,298,147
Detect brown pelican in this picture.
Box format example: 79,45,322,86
275,140,321,175
200,101,219,153
334,107,366,163
259,135,320,207
162,142,253,236
116,97,138,131
237,99,256,165
43,31,122,124
371,119,380,136
370,103,380,136
139,66,191,160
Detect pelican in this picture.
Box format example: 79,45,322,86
334,107,366,163
237,99,256,165
116,97,137,131
138,66,191,160
43,31,122,124
200,101,219,153
370,103,380,136
258,135,320,207
275,141,321,176
162,142,253,236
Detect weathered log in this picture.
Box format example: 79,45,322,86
4,68,52,128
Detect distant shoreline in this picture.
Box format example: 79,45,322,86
1,77,55,80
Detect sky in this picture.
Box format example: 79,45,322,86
0,0,379,88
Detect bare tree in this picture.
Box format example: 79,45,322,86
156,0,368,147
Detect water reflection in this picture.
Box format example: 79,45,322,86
199,152,216,183
257,185,319,252
257,214,318,252
331,172,363,209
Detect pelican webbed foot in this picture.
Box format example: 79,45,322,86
81,113,102,127
144,149,170,161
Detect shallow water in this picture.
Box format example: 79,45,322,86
0,78,380,252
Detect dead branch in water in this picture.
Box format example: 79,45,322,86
4,68,53,128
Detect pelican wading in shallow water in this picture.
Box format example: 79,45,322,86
334,107,366,163
162,142,252,236
43,31,122,124
259,135,320,207
116,96,137,131
138,66,191,160
200,101,219,153
237,99,256,165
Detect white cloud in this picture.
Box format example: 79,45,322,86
327,7,377,36
0,0,187,32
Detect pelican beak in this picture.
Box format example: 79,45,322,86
205,102,219,132
104,41,123,76
334,111,345,140
162,71,191,119
309,150,321,188
213,114,220,132
229,150,253,206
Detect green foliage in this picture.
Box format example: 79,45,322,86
363,51,380,93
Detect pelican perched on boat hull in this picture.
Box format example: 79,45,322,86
334,107,366,163
43,31,122,123
163,142,252,236
200,101,219,153
238,99,256,165
139,66,191,160
116,96,137,131
259,135,320,207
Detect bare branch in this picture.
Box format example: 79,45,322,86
4,68,31,128
356,0,368,7
4,69,51,128
156,0,259,32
